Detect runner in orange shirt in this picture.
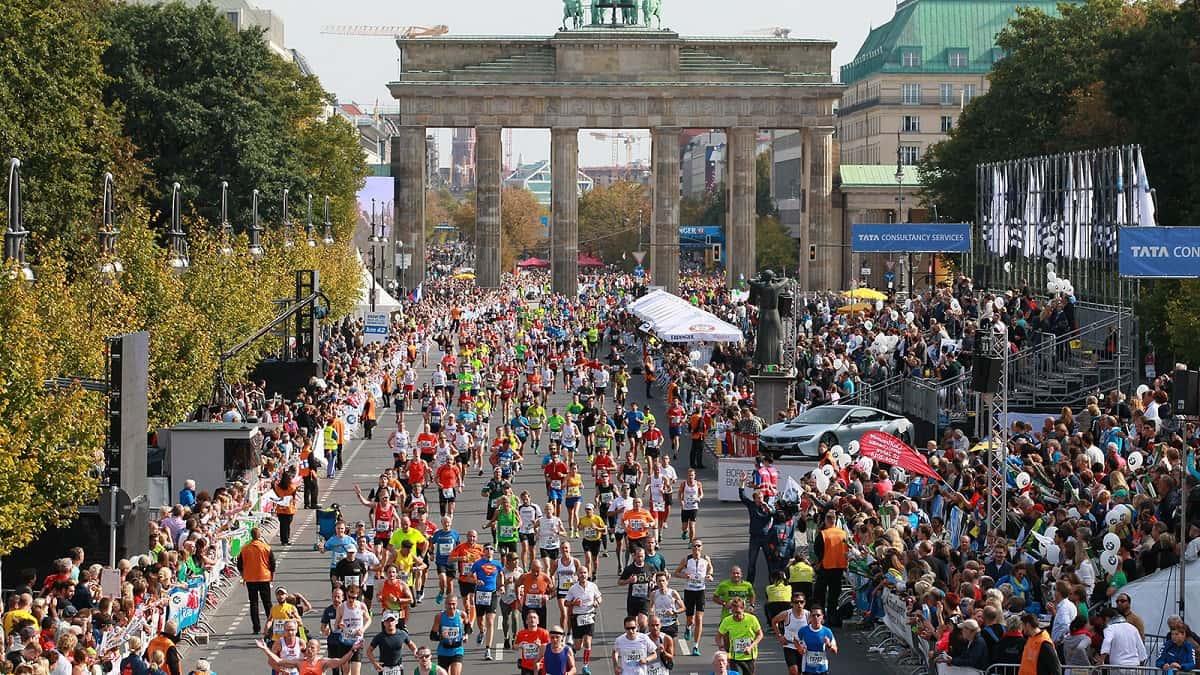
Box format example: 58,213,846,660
517,559,555,629
449,531,485,625
620,497,658,553
416,424,438,465
435,460,463,518
514,611,551,675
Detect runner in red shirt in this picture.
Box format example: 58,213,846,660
543,453,569,518
514,611,551,675
667,401,687,458
416,425,438,464
436,461,463,518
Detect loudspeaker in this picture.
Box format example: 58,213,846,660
779,292,794,318
1174,370,1200,416
972,355,1002,393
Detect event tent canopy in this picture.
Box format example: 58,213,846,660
578,253,604,268
355,250,402,314
627,289,743,343
1114,558,1199,636
517,257,551,268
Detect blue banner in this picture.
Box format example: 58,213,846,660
851,223,972,253
167,576,206,631
1119,227,1200,278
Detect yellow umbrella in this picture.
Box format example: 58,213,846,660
452,272,475,280
970,440,999,453
836,303,871,314
843,287,888,301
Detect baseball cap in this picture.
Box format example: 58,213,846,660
585,503,594,510
346,544,358,553
382,614,398,622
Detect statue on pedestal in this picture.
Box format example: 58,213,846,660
749,269,786,369
562,0,584,29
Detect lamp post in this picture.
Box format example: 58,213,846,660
219,181,234,256
281,188,294,248
367,198,388,312
4,158,33,281
166,182,189,271
322,196,334,246
248,189,264,258
97,172,123,277
305,193,317,247
895,130,911,296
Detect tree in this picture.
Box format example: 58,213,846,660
755,215,797,273
578,181,651,267
499,187,548,270
100,1,366,232
918,0,1128,220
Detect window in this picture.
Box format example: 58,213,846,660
948,50,969,68
941,115,954,132
902,83,921,105
963,84,977,104
939,83,954,105
901,49,921,67
902,115,920,132
900,145,920,165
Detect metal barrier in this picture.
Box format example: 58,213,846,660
986,664,1169,675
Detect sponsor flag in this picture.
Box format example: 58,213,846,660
858,430,942,481
1136,148,1156,227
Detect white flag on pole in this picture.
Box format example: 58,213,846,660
1136,148,1156,227
1023,163,1039,257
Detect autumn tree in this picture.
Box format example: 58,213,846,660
499,187,548,270
578,181,651,267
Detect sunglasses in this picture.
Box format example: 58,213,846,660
624,625,637,630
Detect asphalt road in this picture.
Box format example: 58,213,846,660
193,351,892,675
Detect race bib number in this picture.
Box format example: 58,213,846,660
632,582,649,598
575,611,595,625
375,520,390,532
686,573,705,591
272,620,286,635
442,487,456,499
660,612,676,626
628,519,645,531
624,475,638,485
489,497,499,508
652,500,665,512
600,492,614,504
382,666,404,675
684,498,699,510
804,651,828,670
441,626,460,641
583,527,598,539
558,577,574,592
550,432,562,440
623,649,643,665
438,542,453,556
501,590,517,605
733,637,753,657
526,595,544,608
344,575,361,588
521,643,540,661
499,525,516,538
475,590,493,605
567,486,581,497
550,480,562,490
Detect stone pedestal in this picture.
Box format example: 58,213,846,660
551,128,580,297
650,127,681,295
475,126,503,287
726,126,757,288
808,126,834,291
392,127,426,293
751,373,794,426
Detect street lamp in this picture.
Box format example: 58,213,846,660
322,195,335,245
305,193,317,247
281,188,295,248
247,189,264,258
367,198,388,312
219,181,234,256
166,182,190,271
4,157,33,281
97,172,123,277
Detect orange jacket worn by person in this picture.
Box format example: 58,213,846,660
238,537,275,583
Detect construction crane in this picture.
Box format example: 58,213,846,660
589,131,646,171
745,27,792,38
320,24,449,39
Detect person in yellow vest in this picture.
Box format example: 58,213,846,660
1018,612,1062,675
787,553,815,603
811,512,848,628
145,620,182,675
363,393,378,440
323,415,341,479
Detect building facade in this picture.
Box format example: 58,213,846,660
503,161,594,206
837,0,1061,167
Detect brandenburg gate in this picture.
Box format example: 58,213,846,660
389,14,843,295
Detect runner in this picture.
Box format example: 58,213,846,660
367,614,416,675
518,559,554,629
552,542,585,628
678,468,704,543
646,614,676,675
515,611,551,675
674,538,715,654
467,543,503,660
536,502,566,570
256,638,362,674
377,565,414,630
334,584,372,675
430,595,467,675
429,517,461,606
714,567,756,620
795,605,837,675
412,647,449,675
577,503,608,578
543,449,569,517
612,616,659,675
666,399,686,459
564,566,602,675
716,598,764,675
618,547,653,621
647,571,685,639
621,497,657,556
448,530,484,623
563,462,585,536
517,492,544,569
772,593,811,675
435,452,463,518
542,625,576,675
499,550,525,651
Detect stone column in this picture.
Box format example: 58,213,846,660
650,127,681,295
475,126,503,287
551,128,579,297
392,126,426,293
808,126,835,291
798,128,812,291
726,126,757,288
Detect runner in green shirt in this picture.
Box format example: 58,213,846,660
527,404,546,451
717,597,764,667
713,566,756,619
546,408,566,455
489,498,521,557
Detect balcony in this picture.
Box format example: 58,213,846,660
838,93,960,116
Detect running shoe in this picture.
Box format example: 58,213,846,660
436,592,444,605
476,630,484,645
582,666,591,675
692,646,701,656
484,648,493,660
684,627,692,642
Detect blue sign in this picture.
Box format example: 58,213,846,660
1119,227,1200,278
851,223,972,253
883,271,896,283
678,225,723,247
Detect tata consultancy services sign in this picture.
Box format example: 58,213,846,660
1119,227,1200,278
851,223,971,253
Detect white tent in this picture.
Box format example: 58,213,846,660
1115,558,1200,637
356,259,402,315
627,289,743,343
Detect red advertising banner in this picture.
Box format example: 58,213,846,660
858,430,941,480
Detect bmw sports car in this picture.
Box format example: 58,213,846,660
757,405,913,459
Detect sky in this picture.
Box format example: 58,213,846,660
250,0,901,167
